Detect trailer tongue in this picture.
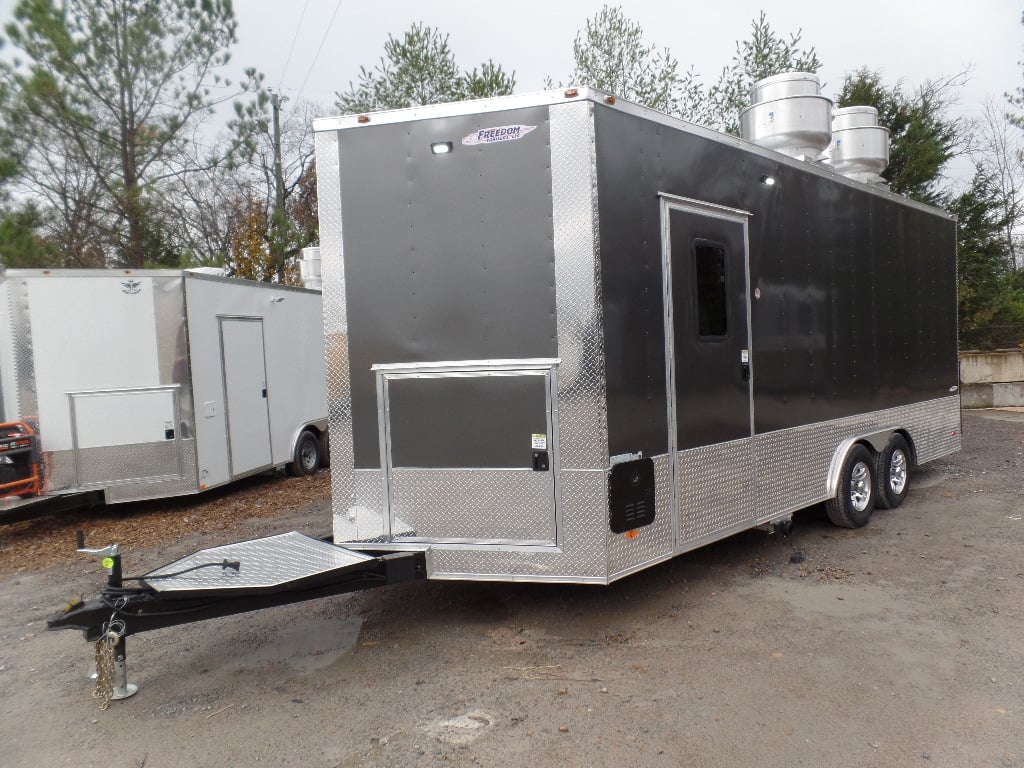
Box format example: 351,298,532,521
47,532,425,704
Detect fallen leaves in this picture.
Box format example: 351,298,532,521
0,471,330,576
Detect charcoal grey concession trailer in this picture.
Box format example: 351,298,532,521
312,86,960,583
49,87,961,699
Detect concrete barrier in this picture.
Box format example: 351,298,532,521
960,349,1024,408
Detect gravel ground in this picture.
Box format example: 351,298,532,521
0,410,1021,768
0,472,331,574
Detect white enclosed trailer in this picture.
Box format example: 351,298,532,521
0,269,328,507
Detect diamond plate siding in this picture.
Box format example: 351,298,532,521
315,130,357,533
145,532,373,592
550,101,608,473
678,437,756,545
75,441,183,486
7,276,37,419
334,468,387,542
428,469,609,582
152,275,194,439
45,449,76,491
608,453,675,579
754,395,961,520
388,469,555,544
95,439,199,503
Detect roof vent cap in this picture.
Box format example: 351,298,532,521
827,106,890,184
739,72,833,161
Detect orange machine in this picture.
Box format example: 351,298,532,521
0,421,40,499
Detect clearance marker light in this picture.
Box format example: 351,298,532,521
430,141,453,155
624,529,639,540
564,88,579,98
605,96,616,104
357,115,370,123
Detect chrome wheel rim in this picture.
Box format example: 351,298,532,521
889,449,907,495
850,461,871,512
300,440,317,471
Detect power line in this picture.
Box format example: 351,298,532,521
278,0,313,91
296,0,344,103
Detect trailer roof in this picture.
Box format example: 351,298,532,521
0,268,320,294
313,87,954,222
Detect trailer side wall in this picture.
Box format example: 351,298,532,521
184,274,327,490
592,104,959,455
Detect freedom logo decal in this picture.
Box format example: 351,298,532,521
462,124,536,146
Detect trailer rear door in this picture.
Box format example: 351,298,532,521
662,197,756,543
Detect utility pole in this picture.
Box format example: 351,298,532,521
269,90,288,280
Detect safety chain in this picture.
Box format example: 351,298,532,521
92,598,128,710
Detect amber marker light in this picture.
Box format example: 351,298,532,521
624,529,639,540
357,115,370,123
564,88,579,98
605,96,616,104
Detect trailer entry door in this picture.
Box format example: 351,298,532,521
375,360,558,546
662,198,756,544
220,317,272,476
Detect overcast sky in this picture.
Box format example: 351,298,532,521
1,0,1021,182
236,0,1022,182
233,0,1021,110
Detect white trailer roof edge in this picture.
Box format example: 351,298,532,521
1,268,321,296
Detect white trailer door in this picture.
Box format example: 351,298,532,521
220,317,272,476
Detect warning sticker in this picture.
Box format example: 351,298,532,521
462,124,537,146
531,434,547,450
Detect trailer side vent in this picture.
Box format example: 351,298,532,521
826,106,890,185
609,457,656,534
739,72,832,161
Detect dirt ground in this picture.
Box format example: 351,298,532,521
0,410,1021,768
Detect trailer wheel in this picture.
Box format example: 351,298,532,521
826,444,876,528
317,430,331,469
874,434,911,510
286,431,321,477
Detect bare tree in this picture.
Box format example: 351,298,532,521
3,0,262,267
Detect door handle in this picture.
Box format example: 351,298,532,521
261,388,267,398
741,362,750,381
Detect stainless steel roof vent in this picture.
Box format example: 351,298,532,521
739,72,832,161
300,246,322,291
828,106,890,184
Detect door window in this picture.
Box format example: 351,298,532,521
693,239,729,338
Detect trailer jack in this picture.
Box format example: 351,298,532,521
48,531,427,705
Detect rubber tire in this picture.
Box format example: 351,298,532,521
317,430,331,469
874,434,911,510
826,444,876,529
286,431,321,477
